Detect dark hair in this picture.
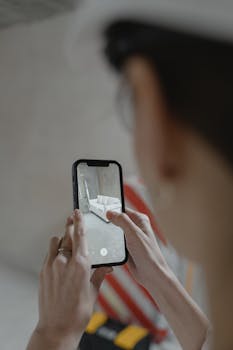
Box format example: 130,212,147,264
104,20,233,166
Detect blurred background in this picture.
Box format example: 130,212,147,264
0,0,136,272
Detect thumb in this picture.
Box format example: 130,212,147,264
91,267,113,294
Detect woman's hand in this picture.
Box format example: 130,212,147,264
106,208,168,291
27,209,112,350
107,208,209,350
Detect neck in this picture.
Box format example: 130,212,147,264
204,241,233,350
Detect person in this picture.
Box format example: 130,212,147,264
27,1,233,349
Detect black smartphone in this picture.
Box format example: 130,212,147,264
72,159,127,268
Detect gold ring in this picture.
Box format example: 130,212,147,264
58,247,72,256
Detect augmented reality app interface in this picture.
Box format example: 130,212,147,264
77,162,126,265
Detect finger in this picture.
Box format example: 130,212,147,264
127,253,137,274
125,208,153,237
125,207,149,225
91,267,113,292
106,211,149,260
125,207,140,219
72,209,88,258
125,208,144,226
106,211,139,243
46,236,60,266
55,251,69,266
61,216,74,251
43,253,48,265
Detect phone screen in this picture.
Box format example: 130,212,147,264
74,160,127,267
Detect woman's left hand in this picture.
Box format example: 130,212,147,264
27,209,112,350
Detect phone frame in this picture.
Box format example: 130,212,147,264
72,159,128,268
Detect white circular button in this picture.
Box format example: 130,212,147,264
100,248,108,256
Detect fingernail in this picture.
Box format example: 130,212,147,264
107,211,116,220
74,209,80,218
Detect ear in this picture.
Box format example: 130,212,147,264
124,56,185,182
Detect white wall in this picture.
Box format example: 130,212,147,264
0,13,136,273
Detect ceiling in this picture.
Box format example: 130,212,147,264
0,0,81,29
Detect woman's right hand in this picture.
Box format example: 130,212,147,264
106,208,169,291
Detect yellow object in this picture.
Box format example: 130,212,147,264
114,325,149,350
86,312,108,334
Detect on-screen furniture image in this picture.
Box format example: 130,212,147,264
84,180,121,222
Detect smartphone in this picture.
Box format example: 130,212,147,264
72,159,127,268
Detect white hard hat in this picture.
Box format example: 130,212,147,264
75,0,233,44
0,0,79,29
